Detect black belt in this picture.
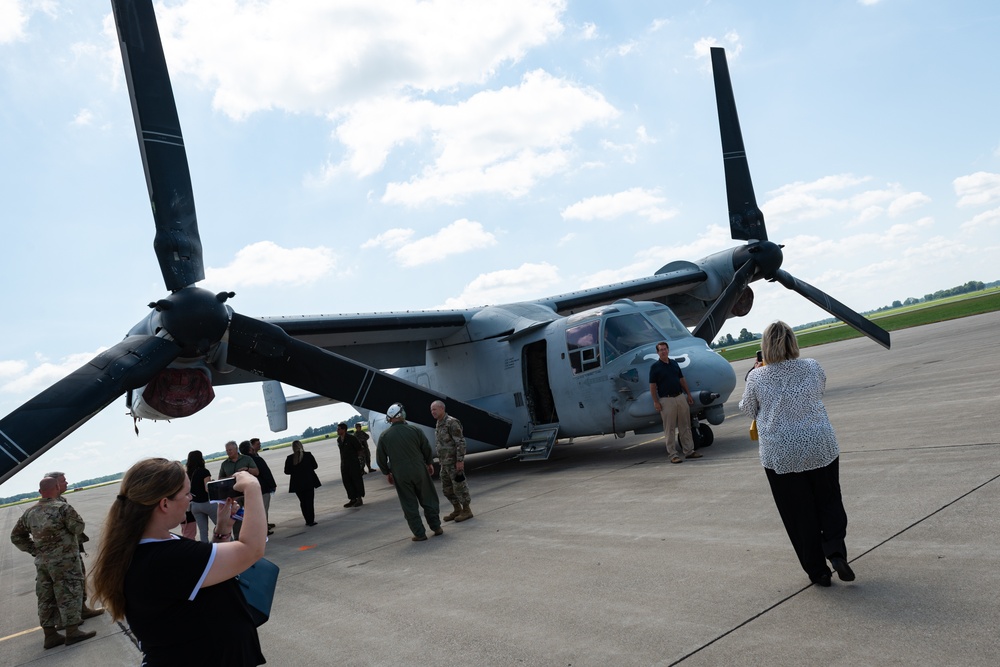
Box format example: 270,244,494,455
663,392,681,398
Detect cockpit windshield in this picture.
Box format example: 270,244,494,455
602,313,659,363
603,308,693,363
644,307,692,341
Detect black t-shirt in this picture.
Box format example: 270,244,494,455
189,467,212,503
124,537,264,666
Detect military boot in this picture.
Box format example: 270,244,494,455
64,625,96,646
454,503,474,522
42,627,65,650
443,502,462,522
81,604,104,620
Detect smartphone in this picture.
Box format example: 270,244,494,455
756,351,763,362
206,477,240,502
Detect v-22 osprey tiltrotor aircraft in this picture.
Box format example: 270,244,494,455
0,0,889,485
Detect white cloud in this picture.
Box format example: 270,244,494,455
391,219,497,267
439,262,560,307
760,175,932,229
580,22,597,40
887,191,931,217
156,0,566,118
960,207,1000,232
361,228,416,250
372,70,618,205
2,351,106,395
693,31,743,61
561,187,676,223
203,241,335,288
954,171,1000,207
0,359,27,379
0,0,29,44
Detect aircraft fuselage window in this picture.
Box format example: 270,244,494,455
565,320,601,374
603,313,661,363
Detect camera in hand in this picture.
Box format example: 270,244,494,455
756,351,763,362
207,477,240,502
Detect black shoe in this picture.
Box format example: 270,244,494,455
810,573,832,587
267,523,275,529
344,500,355,508
354,498,363,506
830,556,856,582
306,521,318,527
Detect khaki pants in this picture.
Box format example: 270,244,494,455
658,394,694,458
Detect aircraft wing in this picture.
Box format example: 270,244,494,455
530,265,709,315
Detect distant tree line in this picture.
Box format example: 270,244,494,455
711,279,997,349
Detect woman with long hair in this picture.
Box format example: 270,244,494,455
89,458,267,665
740,321,855,587
186,450,216,542
284,440,320,526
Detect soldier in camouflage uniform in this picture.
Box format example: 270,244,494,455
45,472,103,623
10,477,97,649
430,400,473,522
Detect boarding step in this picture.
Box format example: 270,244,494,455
519,423,560,461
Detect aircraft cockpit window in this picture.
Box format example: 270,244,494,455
565,320,601,374
603,313,660,362
645,308,693,340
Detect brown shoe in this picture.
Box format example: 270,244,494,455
443,503,462,522
670,456,683,464
454,503,474,522
412,534,428,542
432,527,444,536
81,605,104,620
686,451,703,459
42,627,65,650
64,625,97,645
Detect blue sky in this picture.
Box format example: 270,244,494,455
2,0,998,495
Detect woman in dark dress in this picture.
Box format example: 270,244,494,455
90,458,267,666
284,440,320,526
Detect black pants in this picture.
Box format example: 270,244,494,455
295,488,316,524
765,457,848,580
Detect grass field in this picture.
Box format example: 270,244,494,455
716,289,1000,362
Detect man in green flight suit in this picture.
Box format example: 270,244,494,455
376,403,443,541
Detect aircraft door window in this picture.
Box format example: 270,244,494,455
565,320,601,374
603,314,659,362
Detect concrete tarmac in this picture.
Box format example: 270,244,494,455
2,311,999,666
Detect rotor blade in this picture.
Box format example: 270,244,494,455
0,336,180,486
691,259,758,345
225,314,513,445
112,0,204,291
770,269,891,349
711,47,767,242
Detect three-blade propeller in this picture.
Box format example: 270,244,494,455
692,48,891,350
0,0,510,486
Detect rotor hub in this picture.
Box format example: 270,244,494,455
155,287,231,356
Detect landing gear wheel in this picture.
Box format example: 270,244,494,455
692,423,714,449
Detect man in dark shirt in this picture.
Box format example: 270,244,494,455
221,441,257,538
648,341,702,464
